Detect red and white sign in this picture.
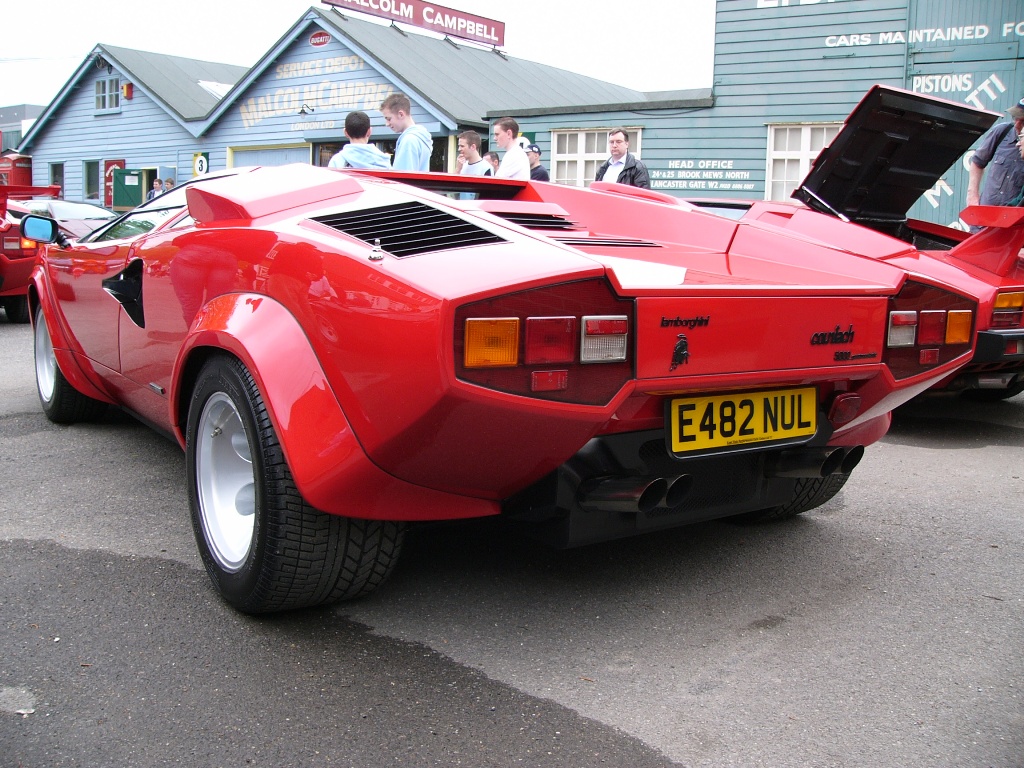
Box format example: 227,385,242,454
310,31,332,46
104,160,125,209
322,0,504,47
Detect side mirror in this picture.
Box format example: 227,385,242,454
21,214,60,244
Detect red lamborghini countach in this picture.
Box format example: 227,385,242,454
24,154,980,613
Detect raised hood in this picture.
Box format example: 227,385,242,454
793,85,999,227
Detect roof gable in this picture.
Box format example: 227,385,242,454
20,44,249,148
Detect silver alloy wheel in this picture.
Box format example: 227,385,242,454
34,310,57,404
196,392,256,572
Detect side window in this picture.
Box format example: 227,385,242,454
84,161,101,201
95,77,121,114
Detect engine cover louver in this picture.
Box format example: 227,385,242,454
492,212,584,231
312,201,506,257
555,237,662,248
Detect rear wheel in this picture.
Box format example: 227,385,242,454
3,296,30,323
734,473,849,524
186,355,404,613
34,304,107,423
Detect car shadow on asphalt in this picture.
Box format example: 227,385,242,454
885,391,1024,449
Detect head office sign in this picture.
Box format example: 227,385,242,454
322,0,504,47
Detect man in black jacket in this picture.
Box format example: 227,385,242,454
594,128,650,189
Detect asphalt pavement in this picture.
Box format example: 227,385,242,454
2,314,1022,767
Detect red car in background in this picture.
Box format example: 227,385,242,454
24,141,980,613
1,187,113,323
1,185,61,323
690,86,1024,401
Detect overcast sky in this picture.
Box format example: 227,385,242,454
0,0,716,108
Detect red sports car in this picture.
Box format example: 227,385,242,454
690,86,1024,401
24,154,979,614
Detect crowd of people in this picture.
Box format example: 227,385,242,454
324,91,650,190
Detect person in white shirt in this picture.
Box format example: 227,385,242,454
594,128,650,188
457,130,492,177
492,117,530,180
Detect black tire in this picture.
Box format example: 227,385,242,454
33,304,108,424
733,473,849,524
961,381,1024,402
3,296,30,323
185,355,405,614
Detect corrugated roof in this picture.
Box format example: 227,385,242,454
99,44,249,121
312,7,653,126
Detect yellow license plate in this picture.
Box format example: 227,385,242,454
668,386,817,454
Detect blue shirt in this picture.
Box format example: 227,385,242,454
393,124,432,172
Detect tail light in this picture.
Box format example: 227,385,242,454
884,280,975,379
2,234,38,259
991,291,1024,329
455,278,634,405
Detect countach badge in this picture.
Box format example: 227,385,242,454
811,324,854,345
670,333,690,370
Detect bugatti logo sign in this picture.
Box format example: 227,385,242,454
310,31,332,46
322,0,505,47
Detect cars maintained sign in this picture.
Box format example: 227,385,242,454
668,386,817,455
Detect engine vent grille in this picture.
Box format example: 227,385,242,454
312,201,506,257
492,212,583,231
555,237,662,248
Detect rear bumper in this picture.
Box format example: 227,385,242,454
503,421,864,548
935,329,1024,391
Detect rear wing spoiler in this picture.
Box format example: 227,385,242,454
0,184,62,220
952,206,1024,276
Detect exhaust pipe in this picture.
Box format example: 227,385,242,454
577,476,668,514
765,446,866,479
765,448,845,478
662,474,693,509
840,445,864,474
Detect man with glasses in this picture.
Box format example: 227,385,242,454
595,128,650,189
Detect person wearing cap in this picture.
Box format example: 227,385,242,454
966,97,1024,209
525,144,549,182
595,128,650,189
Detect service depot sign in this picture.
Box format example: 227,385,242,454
322,0,504,47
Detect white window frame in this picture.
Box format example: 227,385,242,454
551,128,642,188
95,77,121,114
764,122,842,201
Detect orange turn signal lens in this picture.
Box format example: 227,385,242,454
464,318,519,368
994,292,1024,309
944,310,973,344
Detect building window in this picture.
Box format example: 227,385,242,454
95,77,121,113
552,128,641,188
84,161,101,201
765,123,841,201
50,163,64,190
